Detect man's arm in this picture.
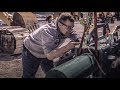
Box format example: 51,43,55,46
46,41,80,60
41,28,80,60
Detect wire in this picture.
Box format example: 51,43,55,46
86,46,106,75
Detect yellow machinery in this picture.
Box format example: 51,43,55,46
12,12,39,33
0,12,39,55
0,12,13,25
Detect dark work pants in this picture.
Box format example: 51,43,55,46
22,45,54,78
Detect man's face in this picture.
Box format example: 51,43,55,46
58,19,74,36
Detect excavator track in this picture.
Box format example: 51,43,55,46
0,12,39,57
0,26,29,54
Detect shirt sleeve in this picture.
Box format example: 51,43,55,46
41,29,59,55
69,22,84,42
69,30,81,42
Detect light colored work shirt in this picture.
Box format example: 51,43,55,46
24,21,82,58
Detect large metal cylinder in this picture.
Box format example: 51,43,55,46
45,53,96,78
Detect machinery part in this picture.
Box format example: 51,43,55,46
53,12,62,19
0,26,29,55
0,12,13,26
54,48,78,67
88,23,120,47
45,53,96,78
0,12,39,56
46,39,120,78
12,12,39,33
77,24,88,55
0,12,39,33
99,39,120,72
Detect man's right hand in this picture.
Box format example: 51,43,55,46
66,41,80,50
46,41,80,60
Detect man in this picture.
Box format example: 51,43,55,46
46,15,54,23
22,13,81,78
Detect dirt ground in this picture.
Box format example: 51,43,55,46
0,55,45,78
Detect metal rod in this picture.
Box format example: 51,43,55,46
77,24,87,55
93,12,99,59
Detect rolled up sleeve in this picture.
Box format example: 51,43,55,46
69,30,81,42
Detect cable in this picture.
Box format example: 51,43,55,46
86,46,106,75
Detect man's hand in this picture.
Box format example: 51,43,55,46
46,41,80,60
66,41,81,50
